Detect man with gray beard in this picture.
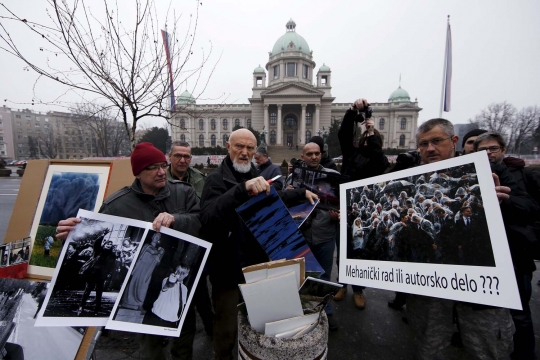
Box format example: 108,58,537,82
199,129,317,360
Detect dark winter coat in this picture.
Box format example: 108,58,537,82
338,108,388,180
99,179,201,237
199,156,306,289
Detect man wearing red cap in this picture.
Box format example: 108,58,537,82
57,142,200,360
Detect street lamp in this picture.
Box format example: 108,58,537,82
317,128,322,137
322,127,329,144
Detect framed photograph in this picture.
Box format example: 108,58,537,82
338,152,521,309
0,278,84,359
0,238,31,279
28,164,111,278
35,210,149,327
106,226,211,337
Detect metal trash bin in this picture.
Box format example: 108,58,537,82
238,309,329,360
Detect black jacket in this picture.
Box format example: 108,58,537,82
338,109,388,180
200,156,306,289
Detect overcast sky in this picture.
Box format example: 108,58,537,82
1,0,539,127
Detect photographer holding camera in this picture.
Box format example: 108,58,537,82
333,98,389,309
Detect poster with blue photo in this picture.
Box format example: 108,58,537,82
236,187,324,274
28,165,111,277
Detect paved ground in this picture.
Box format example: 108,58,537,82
0,176,539,359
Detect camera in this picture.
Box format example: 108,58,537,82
353,105,373,123
289,158,306,167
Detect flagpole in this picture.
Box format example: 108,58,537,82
439,15,450,118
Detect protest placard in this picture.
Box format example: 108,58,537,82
339,152,521,309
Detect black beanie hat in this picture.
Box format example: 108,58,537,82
462,129,487,148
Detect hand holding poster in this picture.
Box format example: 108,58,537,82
339,152,521,309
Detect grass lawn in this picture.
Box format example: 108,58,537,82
29,225,62,268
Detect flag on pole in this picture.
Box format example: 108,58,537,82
443,19,452,112
161,30,176,112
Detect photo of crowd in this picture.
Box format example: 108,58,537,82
345,162,496,267
111,229,207,331
40,218,146,319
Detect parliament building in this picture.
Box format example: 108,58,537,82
170,20,422,150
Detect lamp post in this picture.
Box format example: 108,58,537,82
317,128,322,137
260,127,267,149
322,127,329,144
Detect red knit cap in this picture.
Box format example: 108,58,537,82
130,142,167,175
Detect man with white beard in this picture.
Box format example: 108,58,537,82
199,128,317,360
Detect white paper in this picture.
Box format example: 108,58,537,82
339,152,522,309
239,272,304,333
265,313,319,337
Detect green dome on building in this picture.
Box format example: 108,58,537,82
271,19,311,56
177,90,196,105
388,86,410,103
253,65,265,73
319,63,331,72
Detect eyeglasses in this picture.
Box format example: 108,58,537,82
418,136,452,149
144,163,168,172
171,154,192,160
477,146,502,153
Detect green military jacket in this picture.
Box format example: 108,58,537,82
167,166,206,198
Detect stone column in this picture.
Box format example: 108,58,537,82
277,104,282,145
263,105,269,144
300,104,306,146
315,104,320,135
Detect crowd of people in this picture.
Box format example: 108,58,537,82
0,245,29,266
50,98,540,360
345,165,496,267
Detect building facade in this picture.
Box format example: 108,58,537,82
0,106,131,161
171,19,422,149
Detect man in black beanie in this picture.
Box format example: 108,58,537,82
462,129,487,154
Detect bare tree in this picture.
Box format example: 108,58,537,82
38,127,60,159
472,101,517,136
509,106,540,154
0,0,217,149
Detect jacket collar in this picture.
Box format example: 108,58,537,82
131,179,171,201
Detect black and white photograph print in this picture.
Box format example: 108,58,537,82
35,209,148,327
344,161,496,267
0,278,84,360
107,226,211,337
339,153,522,309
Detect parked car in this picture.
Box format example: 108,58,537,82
332,156,343,163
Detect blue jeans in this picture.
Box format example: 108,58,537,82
308,239,335,314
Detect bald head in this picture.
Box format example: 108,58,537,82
301,142,322,169
229,128,256,144
227,128,257,173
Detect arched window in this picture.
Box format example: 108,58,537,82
400,118,407,130
399,134,406,147
222,134,228,146
235,119,240,127
199,134,204,147
211,134,216,146
199,119,204,130
222,119,228,130
211,118,216,130
305,130,311,144
247,119,252,128
379,118,385,130
180,118,186,129
285,116,297,127
270,130,276,145
180,134,186,142
270,112,277,125
305,113,312,125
